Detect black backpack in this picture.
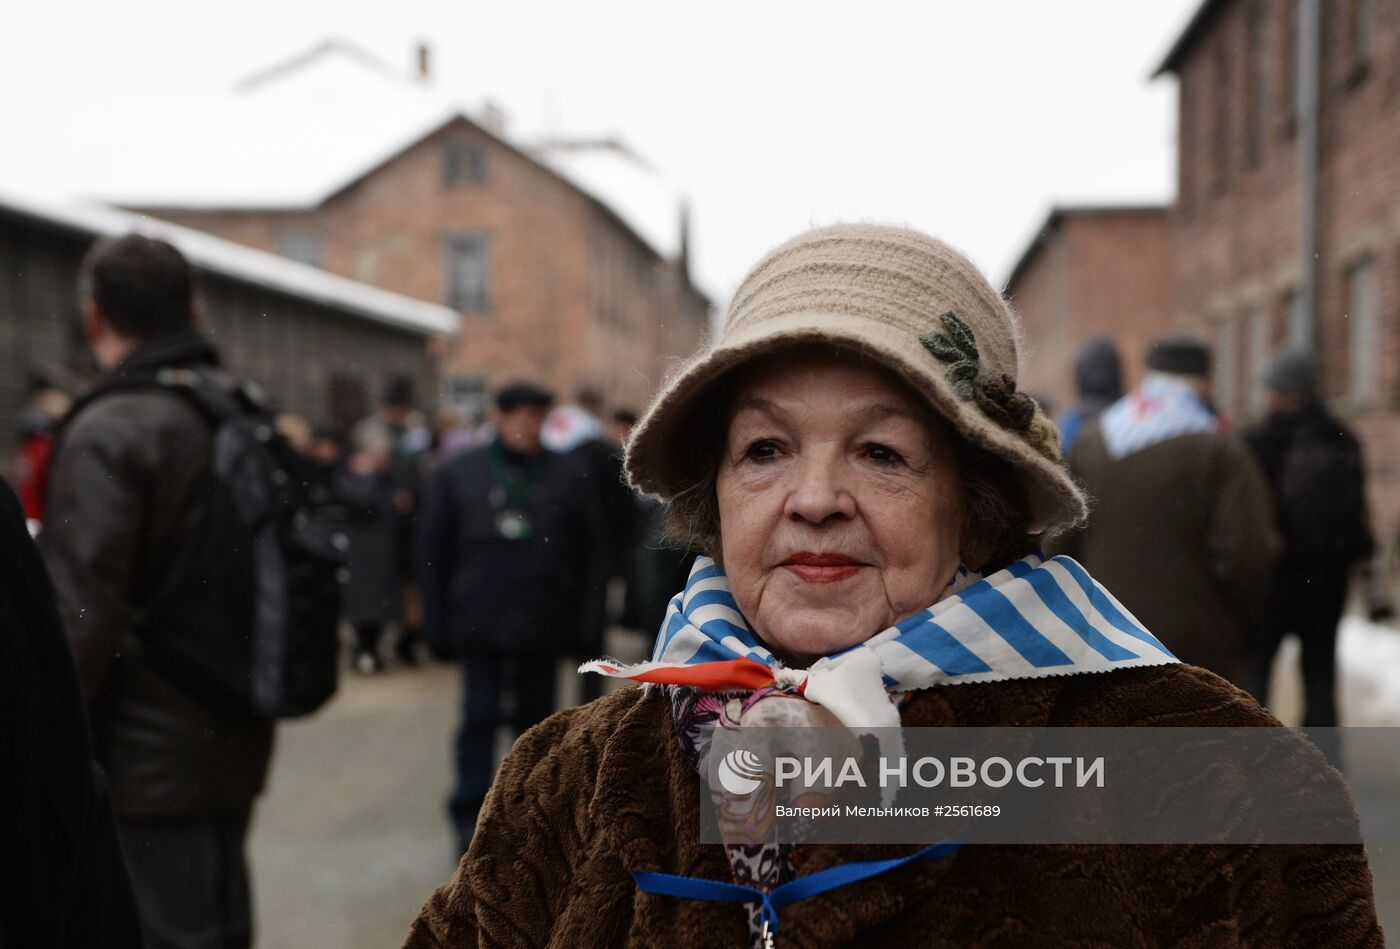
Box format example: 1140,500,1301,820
1277,426,1374,566
67,367,346,719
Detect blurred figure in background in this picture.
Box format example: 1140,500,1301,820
609,408,638,446
608,407,697,644
41,235,273,949
559,389,634,702
15,387,72,527
360,382,431,666
420,381,603,852
335,420,403,674
0,474,142,948
1057,335,1122,454
424,406,479,474
308,425,347,486
1049,335,1278,683
541,389,604,453
1243,351,1374,739
273,412,312,456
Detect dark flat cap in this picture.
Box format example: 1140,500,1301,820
495,381,554,411
1145,335,1211,376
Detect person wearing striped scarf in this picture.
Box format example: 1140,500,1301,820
405,224,1380,948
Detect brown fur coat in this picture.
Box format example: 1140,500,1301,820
405,665,1382,947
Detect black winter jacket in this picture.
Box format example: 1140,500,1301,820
0,477,143,947
1245,400,1374,570
39,331,274,819
420,440,603,657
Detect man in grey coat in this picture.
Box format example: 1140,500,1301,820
1049,336,1279,684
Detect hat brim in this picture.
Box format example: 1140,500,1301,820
625,309,1087,535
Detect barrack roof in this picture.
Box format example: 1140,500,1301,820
0,188,461,337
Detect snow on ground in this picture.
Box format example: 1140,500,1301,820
1339,615,1400,725
1269,614,1400,726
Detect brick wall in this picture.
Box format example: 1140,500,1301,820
1169,0,1400,554
1008,209,1173,415
146,118,709,419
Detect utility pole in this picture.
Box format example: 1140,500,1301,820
1294,0,1321,351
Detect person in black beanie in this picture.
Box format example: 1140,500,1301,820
1243,351,1375,754
1057,336,1123,453
0,475,142,948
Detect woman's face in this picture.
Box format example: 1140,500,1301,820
716,348,963,666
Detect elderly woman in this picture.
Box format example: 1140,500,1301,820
405,225,1380,947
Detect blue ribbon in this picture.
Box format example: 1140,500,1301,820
632,833,967,938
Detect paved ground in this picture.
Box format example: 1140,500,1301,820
249,633,1399,948
249,661,461,949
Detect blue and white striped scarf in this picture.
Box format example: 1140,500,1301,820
1099,375,1219,460
583,552,1178,733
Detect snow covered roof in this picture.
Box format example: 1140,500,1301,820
0,189,461,337
0,40,688,263
0,41,460,211
533,140,685,261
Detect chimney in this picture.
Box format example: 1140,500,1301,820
416,42,432,81
678,199,692,282
480,100,508,137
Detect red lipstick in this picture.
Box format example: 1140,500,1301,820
782,552,864,584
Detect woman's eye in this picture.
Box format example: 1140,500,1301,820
742,439,783,464
864,443,905,467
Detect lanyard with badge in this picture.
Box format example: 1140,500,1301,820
486,441,544,540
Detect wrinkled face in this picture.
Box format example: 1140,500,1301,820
494,404,548,455
716,348,963,666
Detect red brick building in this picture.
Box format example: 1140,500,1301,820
1157,0,1400,551
1005,206,1173,414
1,42,710,419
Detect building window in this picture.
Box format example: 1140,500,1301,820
1349,0,1375,82
1347,256,1378,404
443,142,487,186
1246,305,1270,418
1213,42,1231,191
1284,285,1310,348
276,229,323,268
1357,0,1376,63
1179,73,1195,216
1214,314,1238,420
444,234,490,312
1246,0,1267,166
328,372,369,430
443,374,488,420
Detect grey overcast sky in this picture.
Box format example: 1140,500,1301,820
0,0,1199,303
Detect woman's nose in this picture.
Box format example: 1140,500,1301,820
783,454,856,525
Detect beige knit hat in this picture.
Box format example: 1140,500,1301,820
626,223,1088,534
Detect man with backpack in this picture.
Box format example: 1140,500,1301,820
40,234,339,949
1243,351,1374,742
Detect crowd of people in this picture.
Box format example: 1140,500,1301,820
3,233,692,947
2,226,1391,947
1047,333,1390,765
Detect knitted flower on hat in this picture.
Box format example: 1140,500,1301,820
920,311,1038,437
